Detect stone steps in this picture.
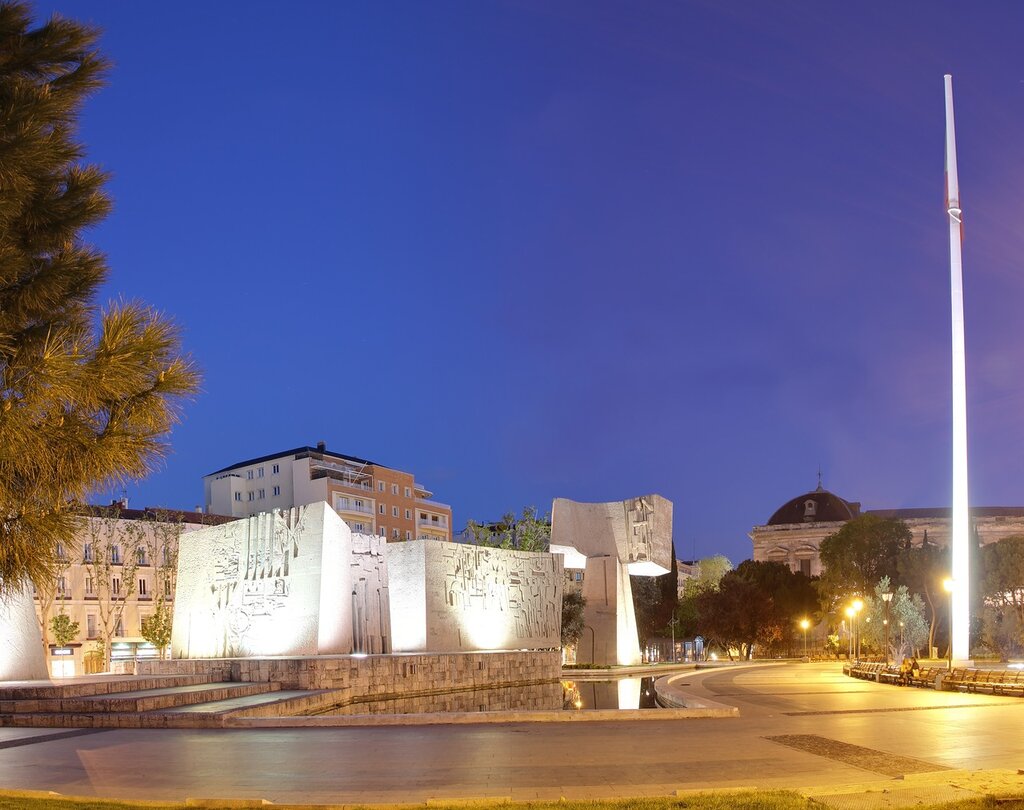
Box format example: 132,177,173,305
0,673,217,701
0,681,279,714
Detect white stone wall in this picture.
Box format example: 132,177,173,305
388,540,562,653
1,582,48,681
171,503,352,658
350,533,391,654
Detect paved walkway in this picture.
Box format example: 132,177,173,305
0,662,1022,804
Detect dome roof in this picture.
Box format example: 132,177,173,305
767,486,861,526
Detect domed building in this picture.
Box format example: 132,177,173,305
749,478,1024,576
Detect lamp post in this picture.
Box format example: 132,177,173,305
669,616,679,663
881,591,894,665
852,598,864,661
899,621,904,653
800,618,810,661
943,578,955,671
845,606,855,660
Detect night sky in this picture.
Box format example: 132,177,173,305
33,1,1024,565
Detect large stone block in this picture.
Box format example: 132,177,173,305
0,582,47,681
171,503,352,658
387,540,563,653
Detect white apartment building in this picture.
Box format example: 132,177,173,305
203,442,453,542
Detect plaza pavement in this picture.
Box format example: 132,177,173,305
0,661,1022,805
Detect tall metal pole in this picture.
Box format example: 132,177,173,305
944,74,971,664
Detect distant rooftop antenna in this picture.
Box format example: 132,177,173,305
816,466,823,492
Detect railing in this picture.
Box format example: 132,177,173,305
418,518,448,529
310,468,372,489
336,502,373,514
416,498,451,510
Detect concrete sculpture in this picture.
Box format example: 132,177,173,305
388,540,563,653
350,533,391,654
551,495,672,665
0,582,48,681
171,502,351,658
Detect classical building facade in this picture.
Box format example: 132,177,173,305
750,482,1024,574
33,505,233,678
202,442,452,542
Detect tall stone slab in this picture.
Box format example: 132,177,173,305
388,540,563,653
0,583,48,681
350,532,391,654
171,502,352,658
551,495,673,665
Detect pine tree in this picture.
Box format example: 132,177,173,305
0,3,199,592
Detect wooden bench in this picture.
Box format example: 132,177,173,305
908,667,938,688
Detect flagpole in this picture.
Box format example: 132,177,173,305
944,74,970,665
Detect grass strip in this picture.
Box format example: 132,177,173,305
0,794,1023,810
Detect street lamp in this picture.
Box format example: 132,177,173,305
799,618,810,661
943,578,955,671
899,621,904,652
844,606,855,660
852,598,864,661
881,591,894,665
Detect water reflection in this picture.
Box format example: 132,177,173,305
312,677,659,716
562,677,657,710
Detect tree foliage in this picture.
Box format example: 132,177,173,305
141,597,173,657
49,606,79,647
817,515,912,610
465,506,549,552
897,538,947,654
858,576,929,660
978,535,1024,660
560,590,585,648
0,3,199,593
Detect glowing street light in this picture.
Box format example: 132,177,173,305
844,606,855,660
799,618,810,661
881,591,894,665
852,598,864,661
943,578,955,671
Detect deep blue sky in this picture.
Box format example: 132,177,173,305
34,1,1024,565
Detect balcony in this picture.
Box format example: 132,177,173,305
311,468,372,489
416,498,451,511
336,502,373,515
418,519,448,530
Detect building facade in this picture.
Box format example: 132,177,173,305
750,482,1024,574
33,505,233,678
203,442,452,542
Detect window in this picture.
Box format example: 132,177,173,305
392,506,398,517
405,530,411,541
56,542,66,560
112,577,122,595
138,579,148,596
87,614,97,639
800,559,812,577
379,504,385,514
405,509,411,520
57,576,67,595
258,489,265,499
83,543,93,563
85,577,94,595
248,492,255,501
379,526,386,536
354,499,364,509
404,487,411,498
354,522,366,533
391,484,398,495
574,571,583,582
257,467,264,478
234,492,242,502
138,547,148,566
392,528,399,538
273,486,281,496
272,463,280,474
378,481,385,492
420,513,427,520
247,470,254,480
162,546,170,566
115,618,123,637
164,578,172,596
110,546,121,565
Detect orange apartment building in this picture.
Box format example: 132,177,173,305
202,442,452,542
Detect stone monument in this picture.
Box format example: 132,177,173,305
171,502,352,658
0,583,48,681
551,495,673,665
388,540,563,653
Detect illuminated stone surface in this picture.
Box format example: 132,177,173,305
0,582,48,681
388,540,563,652
171,503,352,658
350,533,391,654
551,495,673,665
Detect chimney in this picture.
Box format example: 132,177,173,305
316,440,326,452
195,506,204,514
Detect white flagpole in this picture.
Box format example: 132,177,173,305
944,74,970,664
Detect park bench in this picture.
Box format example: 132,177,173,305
965,669,1024,696
908,667,938,688
878,666,903,685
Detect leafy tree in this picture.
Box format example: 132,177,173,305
817,515,912,611
859,577,929,660
465,506,549,552
141,597,173,658
675,555,733,637
897,538,947,654
631,542,678,644
560,590,586,649
978,535,1024,660
49,607,79,647
0,3,199,595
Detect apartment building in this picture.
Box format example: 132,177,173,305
34,504,233,677
203,442,453,542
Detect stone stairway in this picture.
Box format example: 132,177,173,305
0,674,301,728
